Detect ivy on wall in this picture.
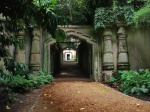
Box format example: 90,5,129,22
94,6,135,29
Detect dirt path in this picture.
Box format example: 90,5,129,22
55,61,90,78
32,81,150,112
32,62,150,112
2,62,150,112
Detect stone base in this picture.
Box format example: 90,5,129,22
103,64,114,70
103,71,113,82
29,65,41,72
117,63,130,70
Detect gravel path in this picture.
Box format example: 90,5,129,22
32,62,150,112
2,62,150,112
32,80,150,112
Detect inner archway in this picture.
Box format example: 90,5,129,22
53,36,92,79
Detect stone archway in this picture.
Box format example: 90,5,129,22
43,25,101,81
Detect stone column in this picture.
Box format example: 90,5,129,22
102,30,114,81
117,26,130,70
29,28,41,71
103,30,114,70
15,31,25,63
0,20,4,69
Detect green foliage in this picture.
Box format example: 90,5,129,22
55,28,68,41
3,59,29,77
33,0,57,7
54,0,89,25
0,0,56,103
134,3,150,26
11,75,33,92
94,8,116,28
132,0,150,26
0,69,53,102
0,0,61,37
0,70,15,103
94,6,135,29
28,70,53,88
109,69,150,96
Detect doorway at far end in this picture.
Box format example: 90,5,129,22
63,49,76,61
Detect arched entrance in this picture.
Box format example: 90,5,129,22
43,26,100,81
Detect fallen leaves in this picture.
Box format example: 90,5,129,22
77,91,80,93
43,93,52,97
136,103,141,107
44,107,47,109
44,94,47,96
80,108,85,111
6,105,10,109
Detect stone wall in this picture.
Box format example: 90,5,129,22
99,24,150,81
1,17,150,81
128,26,150,69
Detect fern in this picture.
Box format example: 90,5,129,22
109,69,150,96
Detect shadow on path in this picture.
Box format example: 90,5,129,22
54,61,90,82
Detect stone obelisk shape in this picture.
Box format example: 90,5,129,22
15,31,25,63
30,28,41,71
103,31,114,70
117,27,130,70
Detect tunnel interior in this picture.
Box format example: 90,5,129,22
49,37,93,79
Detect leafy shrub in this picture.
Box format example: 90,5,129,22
28,70,53,88
0,69,53,102
4,60,29,77
109,69,150,96
0,70,15,103
11,75,33,92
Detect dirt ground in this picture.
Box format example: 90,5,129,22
32,62,150,112
31,80,150,112
1,62,150,112
0,89,42,112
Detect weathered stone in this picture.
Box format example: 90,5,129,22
0,59,5,70
14,29,26,63
29,27,41,71
117,27,130,70
102,30,114,70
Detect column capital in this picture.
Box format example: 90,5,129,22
117,27,126,35
116,22,126,27
103,30,112,37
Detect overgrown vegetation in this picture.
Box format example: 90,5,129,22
1,0,150,104
108,69,150,96
134,0,150,26
94,0,150,28
0,0,56,103
94,6,134,29
0,64,53,103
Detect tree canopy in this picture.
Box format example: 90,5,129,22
134,0,150,24
0,0,60,35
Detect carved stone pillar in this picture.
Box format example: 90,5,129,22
103,30,114,70
0,59,4,70
29,28,41,71
15,31,25,63
117,27,130,70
